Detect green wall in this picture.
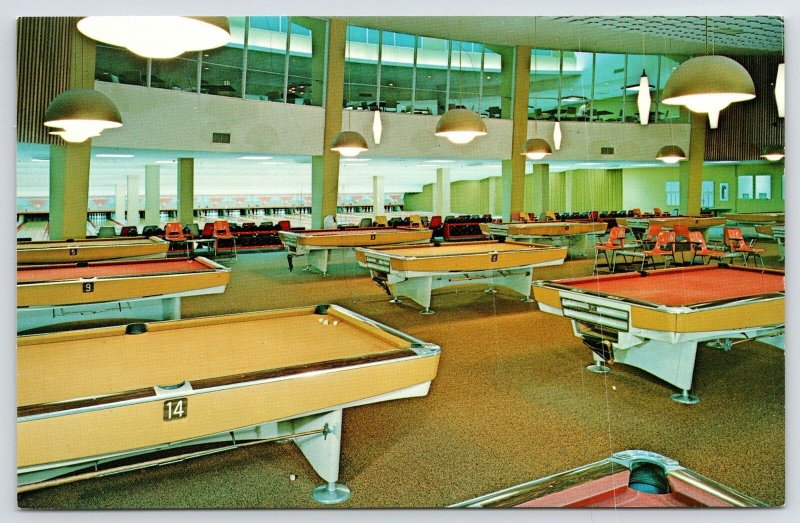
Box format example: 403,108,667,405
451,180,486,215
403,185,433,212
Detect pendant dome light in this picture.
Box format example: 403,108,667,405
656,145,687,164
44,88,123,143
435,108,487,144
331,130,369,157
661,19,754,129
435,40,487,144
77,16,231,59
331,34,369,157
760,146,784,162
521,138,553,160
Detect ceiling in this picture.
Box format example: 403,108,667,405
16,143,679,195
338,16,784,56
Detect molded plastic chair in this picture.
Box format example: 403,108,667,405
120,225,138,236
724,227,765,267
97,226,116,238
212,220,237,259
164,222,190,257
688,231,734,265
640,231,676,270
277,220,291,231
375,215,388,227
359,217,373,228
409,214,423,228
593,226,627,274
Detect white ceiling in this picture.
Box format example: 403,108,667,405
16,143,679,196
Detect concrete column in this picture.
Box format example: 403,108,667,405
46,25,98,240
434,168,451,216
311,19,347,229
372,176,385,219
530,164,550,216
126,175,140,226
48,143,91,240
502,45,532,220
114,183,126,222
144,165,161,226
177,158,195,225
488,177,500,216
680,112,706,215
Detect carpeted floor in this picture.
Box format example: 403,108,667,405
17,243,786,509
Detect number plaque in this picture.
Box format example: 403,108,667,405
163,398,188,421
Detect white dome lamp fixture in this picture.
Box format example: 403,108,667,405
760,146,784,162
656,145,687,164
77,16,231,59
661,19,755,129
435,41,487,144
521,138,553,160
331,37,369,157
44,88,123,143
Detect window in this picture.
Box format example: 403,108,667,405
701,181,714,207
755,175,771,199
666,181,680,206
738,175,753,199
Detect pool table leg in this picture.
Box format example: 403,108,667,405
293,409,352,504
307,250,331,275
390,276,434,314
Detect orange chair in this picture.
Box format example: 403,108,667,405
428,215,442,229
277,220,291,231
212,220,238,259
519,212,532,223
635,224,662,250
164,222,190,257
593,226,627,274
510,212,521,222
653,208,664,216
688,231,734,265
640,231,676,270
724,227,765,267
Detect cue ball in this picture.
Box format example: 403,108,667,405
290,474,297,481
323,319,329,325
332,320,339,326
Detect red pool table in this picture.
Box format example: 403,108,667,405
17,257,231,333
533,264,784,403
452,450,766,507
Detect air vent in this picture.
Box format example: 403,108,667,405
613,67,624,74
212,133,231,144
600,147,615,155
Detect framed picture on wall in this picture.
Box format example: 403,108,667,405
719,182,730,202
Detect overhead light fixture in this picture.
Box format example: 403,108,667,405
553,121,562,150
331,130,369,157
332,38,369,157
521,138,553,160
372,110,382,145
423,160,455,164
435,108,487,145
95,153,134,158
155,160,177,164
760,146,784,162
237,156,273,160
31,158,49,163
77,16,230,59
259,162,287,165
637,70,652,125
775,63,785,118
435,41,487,144
662,56,755,129
44,88,123,143
656,145,687,164
341,158,371,162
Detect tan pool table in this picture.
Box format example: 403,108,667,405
356,240,567,313
17,236,169,265
480,221,608,258
17,257,230,333
17,304,441,504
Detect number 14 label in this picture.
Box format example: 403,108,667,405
163,398,188,421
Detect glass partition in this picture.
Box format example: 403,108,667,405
624,54,660,122
345,25,381,110
95,44,148,87
286,20,314,105
380,30,416,113
414,36,449,115
245,16,290,102
529,49,560,120
559,51,594,121
481,46,503,117
449,40,483,113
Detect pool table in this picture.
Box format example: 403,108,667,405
452,449,766,507
724,212,784,225
480,221,607,258
17,304,440,504
532,264,784,403
17,257,231,333
17,236,169,265
616,216,726,239
755,224,785,261
278,227,433,275
356,241,567,314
